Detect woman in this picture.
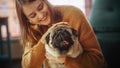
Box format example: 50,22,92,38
16,0,107,68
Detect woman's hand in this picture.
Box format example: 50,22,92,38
47,22,68,33
45,52,66,64
52,22,68,27
40,22,68,44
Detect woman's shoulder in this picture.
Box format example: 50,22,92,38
54,5,83,15
54,5,85,30
54,5,84,21
54,5,80,11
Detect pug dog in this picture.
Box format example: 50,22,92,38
43,24,83,68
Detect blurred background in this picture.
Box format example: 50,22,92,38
1,0,119,68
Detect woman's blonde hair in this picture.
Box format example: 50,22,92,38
15,0,54,47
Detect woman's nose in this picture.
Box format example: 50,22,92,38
37,12,43,21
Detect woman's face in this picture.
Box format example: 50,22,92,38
22,0,51,26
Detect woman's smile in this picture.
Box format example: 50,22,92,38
42,12,48,21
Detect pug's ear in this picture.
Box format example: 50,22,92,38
71,28,78,37
45,33,50,44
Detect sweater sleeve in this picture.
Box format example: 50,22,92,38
22,42,46,68
64,10,107,68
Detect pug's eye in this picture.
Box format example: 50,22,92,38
71,28,78,37
45,33,50,44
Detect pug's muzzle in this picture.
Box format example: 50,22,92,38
45,24,83,58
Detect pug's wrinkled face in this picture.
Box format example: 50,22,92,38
45,24,78,57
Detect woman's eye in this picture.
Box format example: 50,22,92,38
30,13,36,18
38,3,43,11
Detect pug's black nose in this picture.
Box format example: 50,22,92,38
58,41,71,51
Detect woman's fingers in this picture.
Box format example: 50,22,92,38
48,22,68,31
52,22,68,26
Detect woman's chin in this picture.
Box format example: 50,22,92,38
40,22,51,26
